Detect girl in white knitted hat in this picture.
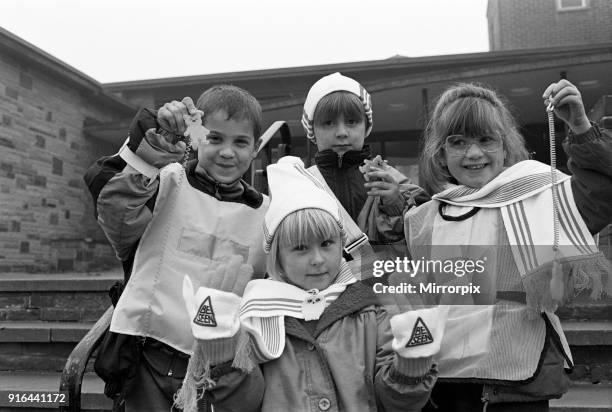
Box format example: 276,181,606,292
302,73,430,276
176,156,446,411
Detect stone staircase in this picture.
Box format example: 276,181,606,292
0,271,611,411
0,271,119,411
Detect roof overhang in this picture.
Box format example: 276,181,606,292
0,27,137,115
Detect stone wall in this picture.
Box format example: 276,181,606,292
0,51,128,272
488,0,612,50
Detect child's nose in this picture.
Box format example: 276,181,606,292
219,145,235,158
335,123,348,138
465,142,485,158
310,248,325,266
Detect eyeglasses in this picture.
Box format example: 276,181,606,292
444,134,503,157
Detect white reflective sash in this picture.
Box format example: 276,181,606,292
111,163,268,354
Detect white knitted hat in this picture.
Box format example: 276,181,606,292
301,72,373,141
263,156,344,253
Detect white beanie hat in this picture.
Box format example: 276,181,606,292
301,72,373,141
263,156,344,253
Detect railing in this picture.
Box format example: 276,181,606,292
59,306,113,412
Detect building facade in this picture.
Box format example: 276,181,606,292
488,0,612,50
1,4,612,272
0,28,135,272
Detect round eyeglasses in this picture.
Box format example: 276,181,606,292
444,135,503,157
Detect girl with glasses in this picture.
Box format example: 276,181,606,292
405,81,612,411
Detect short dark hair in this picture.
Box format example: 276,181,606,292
196,85,263,139
313,91,366,126
420,83,529,193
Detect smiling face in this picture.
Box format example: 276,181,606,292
443,134,506,188
196,109,257,184
435,95,510,188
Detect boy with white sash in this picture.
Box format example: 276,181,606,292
405,81,612,411
84,85,268,411
175,156,444,411
301,72,430,277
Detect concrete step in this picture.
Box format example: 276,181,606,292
549,383,612,412
0,271,121,322
563,321,612,384
557,295,612,322
0,371,608,411
0,322,95,372
0,319,610,383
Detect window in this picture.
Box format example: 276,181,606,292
557,0,587,11
19,73,33,90
52,157,63,176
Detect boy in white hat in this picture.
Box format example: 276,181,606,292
301,72,429,275
175,156,444,411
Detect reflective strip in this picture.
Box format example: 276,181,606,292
118,139,159,179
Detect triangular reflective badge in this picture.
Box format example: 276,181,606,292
405,317,434,347
193,296,217,327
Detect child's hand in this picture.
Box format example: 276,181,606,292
390,305,449,359
182,275,241,341
200,255,254,297
364,170,401,202
543,80,591,135
360,156,401,202
138,128,187,167
157,96,204,138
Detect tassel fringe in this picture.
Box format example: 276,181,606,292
173,343,215,412
232,328,255,372
523,252,611,313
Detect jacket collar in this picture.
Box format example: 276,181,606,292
185,159,263,208
284,280,379,341
314,146,371,169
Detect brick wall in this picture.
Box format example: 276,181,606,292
0,51,126,272
488,0,612,50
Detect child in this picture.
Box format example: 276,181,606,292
84,85,268,411
301,72,430,274
405,80,612,411
176,156,443,411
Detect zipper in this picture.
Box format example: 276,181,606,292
481,386,490,412
167,351,177,377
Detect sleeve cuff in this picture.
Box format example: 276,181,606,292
379,193,406,216
568,122,603,144
198,334,239,365
393,354,434,378
118,139,159,179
